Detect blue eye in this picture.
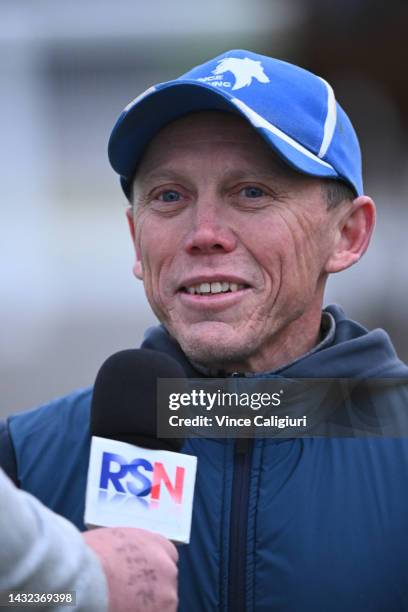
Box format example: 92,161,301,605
159,190,181,202
242,186,264,198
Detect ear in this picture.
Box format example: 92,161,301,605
126,207,143,280
325,196,376,274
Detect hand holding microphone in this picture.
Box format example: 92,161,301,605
83,526,178,612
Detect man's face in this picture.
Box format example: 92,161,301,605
129,112,342,372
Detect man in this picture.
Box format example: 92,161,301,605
0,468,178,612
1,50,408,610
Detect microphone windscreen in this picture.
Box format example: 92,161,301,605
91,349,186,452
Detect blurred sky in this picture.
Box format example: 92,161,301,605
1,0,408,416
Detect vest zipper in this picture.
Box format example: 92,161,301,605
228,436,253,612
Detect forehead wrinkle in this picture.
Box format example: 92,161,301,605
135,169,187,188
136,144,295,187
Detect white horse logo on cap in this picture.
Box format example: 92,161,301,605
212,57,270,91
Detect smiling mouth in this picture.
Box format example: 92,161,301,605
180,281,249,296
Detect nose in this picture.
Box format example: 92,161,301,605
183,197,237,255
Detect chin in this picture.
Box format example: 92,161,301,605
174,322,255,369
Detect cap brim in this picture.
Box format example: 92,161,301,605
108,81,340,199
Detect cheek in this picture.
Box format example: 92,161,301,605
279,231,333,306
278,214,328,268
245,219,324,302
135,217,161,288
136,217,178,302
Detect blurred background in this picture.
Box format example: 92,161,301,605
1,0,408,416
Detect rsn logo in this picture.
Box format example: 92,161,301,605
99,452,185,504
197,57,270,91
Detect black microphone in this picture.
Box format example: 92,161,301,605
90,348,186,451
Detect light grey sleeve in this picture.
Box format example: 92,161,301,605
0,469,108,611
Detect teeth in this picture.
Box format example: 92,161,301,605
199,283,211,293
185,281,245,295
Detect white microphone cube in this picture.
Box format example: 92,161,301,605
85,436,197,544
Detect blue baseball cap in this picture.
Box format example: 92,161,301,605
108,49,363,199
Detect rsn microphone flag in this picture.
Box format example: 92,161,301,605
85,436,197,543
